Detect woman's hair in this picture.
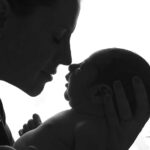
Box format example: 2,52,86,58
6,0,58,17
92,48,150,114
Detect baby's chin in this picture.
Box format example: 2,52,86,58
64,91,70,101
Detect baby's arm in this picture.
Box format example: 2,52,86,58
14,119,69,150
75,120,108,150
13,123,52,150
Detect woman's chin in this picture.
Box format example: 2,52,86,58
22,80,47,97
24,75,53,97
24,84,45,97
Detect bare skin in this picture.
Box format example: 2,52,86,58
12,78,150,150
0,1,149,150
104,77,150,150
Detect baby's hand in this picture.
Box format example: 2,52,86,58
19,114,42,136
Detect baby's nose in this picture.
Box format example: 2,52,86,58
69,64,80,72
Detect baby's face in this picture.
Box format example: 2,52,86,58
65,57,98,107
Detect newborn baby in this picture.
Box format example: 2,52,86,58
13,48,150,150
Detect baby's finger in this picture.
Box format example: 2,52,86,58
18,129,23,136
113,80,132,122
23,124,29,133
132,76,150,122
28,119,35,130
33,114,42,126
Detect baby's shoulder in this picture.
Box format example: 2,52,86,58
75,118,106,135
74,118,107,148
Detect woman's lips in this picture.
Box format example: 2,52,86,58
41,71,53,81
40,65,57,82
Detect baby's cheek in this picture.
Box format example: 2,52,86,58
85,69,98,84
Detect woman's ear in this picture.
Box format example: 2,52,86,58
90,84,112,105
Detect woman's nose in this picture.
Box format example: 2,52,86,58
57,45,72,66
63,49,72,65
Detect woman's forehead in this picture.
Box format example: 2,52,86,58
57,0,80,27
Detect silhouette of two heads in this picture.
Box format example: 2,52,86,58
0,0,80,96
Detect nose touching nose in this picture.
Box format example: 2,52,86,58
69,64,80,72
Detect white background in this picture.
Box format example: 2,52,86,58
1,0,150,149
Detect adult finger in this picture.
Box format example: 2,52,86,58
0,146,15,150
113,80,132,122
132,76,150,122
103,92,119,128
103,93,120,149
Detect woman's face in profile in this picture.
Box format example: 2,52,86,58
0,0,80,96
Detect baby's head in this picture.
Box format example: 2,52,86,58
65,48,150,113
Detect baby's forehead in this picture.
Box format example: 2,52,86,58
87,52,111,65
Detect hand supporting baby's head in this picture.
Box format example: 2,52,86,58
65,48,150,114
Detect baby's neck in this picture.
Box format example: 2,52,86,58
73,103,105,118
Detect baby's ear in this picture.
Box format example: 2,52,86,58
90,84,112,105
